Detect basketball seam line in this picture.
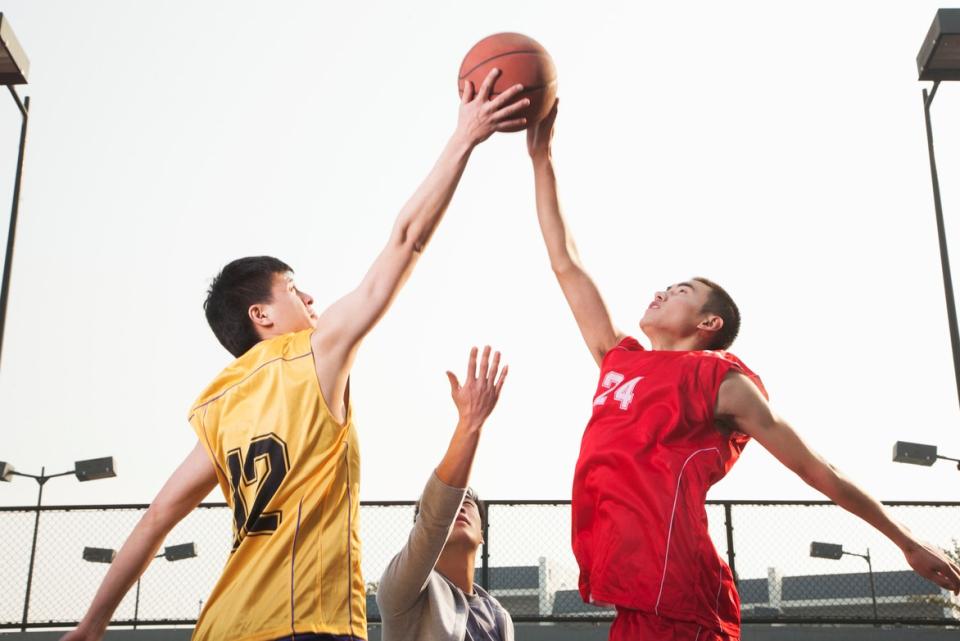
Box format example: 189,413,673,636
488,82,554,96
459,49,554,80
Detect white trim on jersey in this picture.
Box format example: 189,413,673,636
654,447,722,616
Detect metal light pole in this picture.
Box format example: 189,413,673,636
0,12,30,372
84,542,196,630
810,541,879,623
917,9,960,416
3,457,116,630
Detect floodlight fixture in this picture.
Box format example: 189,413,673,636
0,460,14,481
82,546,116,564
74,457,116,482
893,441,960,470
809,541,844,560
0,14,28,85
164,542,197,562
918,9,960,81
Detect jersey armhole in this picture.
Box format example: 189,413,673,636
308,332,353,429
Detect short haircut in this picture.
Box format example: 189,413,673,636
693,277,740,351
204,256,292,358
414,486,486,526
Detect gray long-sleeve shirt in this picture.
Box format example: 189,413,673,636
377,472,514,641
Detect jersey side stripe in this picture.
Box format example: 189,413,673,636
654,447,721,616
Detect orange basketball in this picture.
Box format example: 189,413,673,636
458,33,557,132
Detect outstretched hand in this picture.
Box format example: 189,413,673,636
904,539,960,594
456,69,529,147
527,97,558,160
446,346,508,429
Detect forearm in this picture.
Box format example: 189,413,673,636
393,133,474,255
378,472,466,616
531,155,579,273
807,464,914,551
435,418,482,489
319,133,476,346
77,508,173,633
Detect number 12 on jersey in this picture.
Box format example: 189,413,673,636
226,433,291,550
593,371,643,410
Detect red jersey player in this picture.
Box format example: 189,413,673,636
526,100,960,641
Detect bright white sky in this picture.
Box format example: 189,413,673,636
1,0,960,515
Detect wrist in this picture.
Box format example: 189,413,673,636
77,616,107,637
455,416,484,434
530,150,553,167
894,527,918,553
449,129,477,156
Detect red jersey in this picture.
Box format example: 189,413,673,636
571,337,766,637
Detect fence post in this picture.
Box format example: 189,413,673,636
723,502,737,586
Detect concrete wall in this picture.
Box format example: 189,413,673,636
3,624,960,641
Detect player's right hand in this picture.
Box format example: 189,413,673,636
527,97,558,161
903,539,960,594
455,68,529,146
445,346,508,430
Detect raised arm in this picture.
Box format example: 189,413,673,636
62,442,218,641
527,100,621,366
716,373,960,594
311,71,527,417
378,346,507,616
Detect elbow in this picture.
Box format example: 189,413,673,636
394,218,427,255
143,498,185,536
551,259,578,279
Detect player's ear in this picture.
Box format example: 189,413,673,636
248,303,274,329
697,314,723,334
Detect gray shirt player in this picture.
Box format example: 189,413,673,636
377,472,514,641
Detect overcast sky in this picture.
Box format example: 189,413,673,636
1,1,960,515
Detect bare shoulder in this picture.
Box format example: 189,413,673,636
716,370,769,419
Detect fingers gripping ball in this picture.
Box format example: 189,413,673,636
458,33,557,132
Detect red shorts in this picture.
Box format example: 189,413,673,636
610,608,736,641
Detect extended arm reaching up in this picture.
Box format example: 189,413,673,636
527,100,621,366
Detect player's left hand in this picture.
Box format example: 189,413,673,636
445,346,508,430
903,539,960,594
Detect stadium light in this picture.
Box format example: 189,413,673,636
809,541,878,622
918,9,960,422
163,542,197,562
82,546,117,564
3,458,115,630
892,441,960,470
918,9,960,81
74,457,117,482
0,12,29,371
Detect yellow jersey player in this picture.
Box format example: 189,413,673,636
62,68,530,641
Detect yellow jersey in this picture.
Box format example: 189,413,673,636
188,329,365,641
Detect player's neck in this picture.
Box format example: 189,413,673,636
649,332,708,351
435,545,477,595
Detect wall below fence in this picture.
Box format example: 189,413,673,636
2,624,960,641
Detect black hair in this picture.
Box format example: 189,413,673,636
414,486,486,526
204,256,293,358
693,276,741,350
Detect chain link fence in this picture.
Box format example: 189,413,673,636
1,501,957,629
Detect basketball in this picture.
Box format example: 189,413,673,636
458,33,557,132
